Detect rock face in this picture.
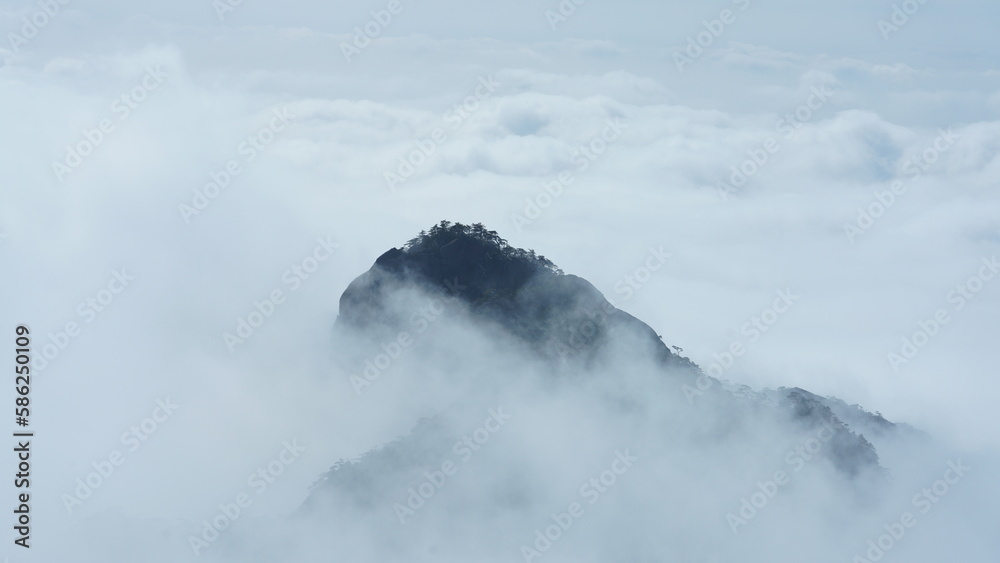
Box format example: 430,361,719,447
336,220,697,371
304,220,910,536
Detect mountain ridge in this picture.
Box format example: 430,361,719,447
304,222,914,520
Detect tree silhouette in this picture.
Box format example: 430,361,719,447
402,221,563,275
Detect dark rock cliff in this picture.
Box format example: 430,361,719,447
336,220,697,371
306,221,908,518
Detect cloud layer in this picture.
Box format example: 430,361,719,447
1,1,998,561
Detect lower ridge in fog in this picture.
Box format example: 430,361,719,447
255,221,940,562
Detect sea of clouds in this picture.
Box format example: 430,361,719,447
1,0,998,561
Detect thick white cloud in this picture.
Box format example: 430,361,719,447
1,1,998,561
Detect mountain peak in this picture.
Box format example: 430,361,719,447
336,220,695,369
305,222,913,549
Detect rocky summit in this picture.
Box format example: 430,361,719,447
335,220,696,370
287,221,927,561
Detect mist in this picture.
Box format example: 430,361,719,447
1,0,998,561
